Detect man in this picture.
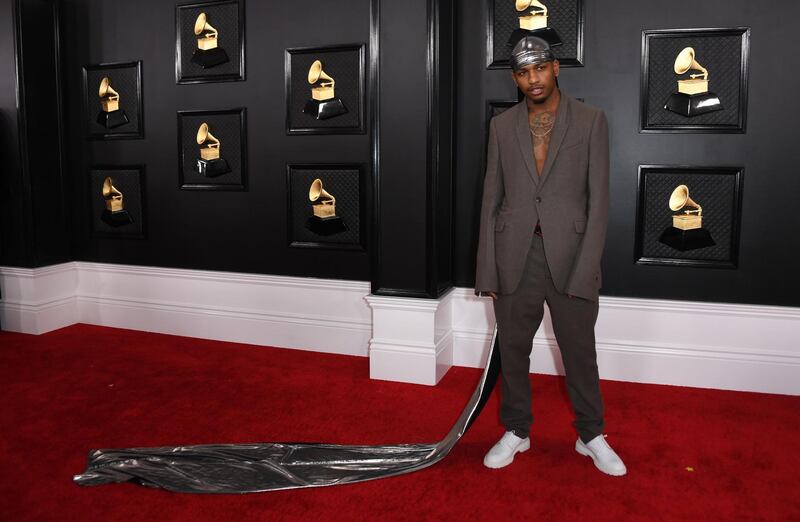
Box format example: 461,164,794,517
474,36,626,476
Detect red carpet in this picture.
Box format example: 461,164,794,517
0,324,797,521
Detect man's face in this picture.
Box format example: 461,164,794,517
512,60,560,104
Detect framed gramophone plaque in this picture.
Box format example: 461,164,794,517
175,0,244,84
83,61,143,140
285,44,366,135
487,0,584,69
634,165,743,269
640,28,750,133
287,164,365,250
89,166,145,238
177,108,247,190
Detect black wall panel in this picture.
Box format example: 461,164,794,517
0,0,23,266
454,0,800,307
0,0,68,268
5,0,799,308
60,0,372,280
372,0,454,297
433,0,455,296
373,0,430,294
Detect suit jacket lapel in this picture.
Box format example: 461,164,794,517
538,94,569,187
515,101,539,183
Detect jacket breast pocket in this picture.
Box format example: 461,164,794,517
574,220,586,234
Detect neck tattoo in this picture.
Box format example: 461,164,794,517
529,111,555,138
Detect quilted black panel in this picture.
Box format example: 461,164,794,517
289,166,362,247
490,0,582,66
637,167,742,265
84,62,141,138
287,46,364,132
177,1,242,81
178,110,245,189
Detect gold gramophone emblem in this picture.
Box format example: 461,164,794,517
306,178,347,235
303,60,348,119
664,47,723,117
659,183,715,250
100,175,133,227
668,185,703,230
194,121,230,177
194,12,219,50
674,47,710,95
308,60,336,101
102,177,124,212
309,179,337,218
98,77,120,113
516,0,548,31
97,77,130,129
190,11,229,68
196,122,220,161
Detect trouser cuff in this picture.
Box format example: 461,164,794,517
511,428,529,439
578,431,603,444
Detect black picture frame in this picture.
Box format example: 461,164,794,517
487,0,584,69
83,61,144,140
287,163,365,250
487,99,519,124
175,0,245,84
634,165,744,269
485,100,518,161
640,28,750,133
177,108,247,191
285,44,366,135
89,165,146,239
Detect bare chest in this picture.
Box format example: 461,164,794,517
529,110,556,175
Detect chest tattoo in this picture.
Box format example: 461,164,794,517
529,110,555,174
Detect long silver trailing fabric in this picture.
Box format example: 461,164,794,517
73,327,501,493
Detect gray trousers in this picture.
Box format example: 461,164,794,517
492,234,604,443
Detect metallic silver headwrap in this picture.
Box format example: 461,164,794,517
510,35,556,71
74,327,502,494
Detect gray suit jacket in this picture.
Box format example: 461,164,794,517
475,94,609,301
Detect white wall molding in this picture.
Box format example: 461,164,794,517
0,263,79,334
365,292,454,385
1,263,799,394
1,262,372,357
448,288,800,395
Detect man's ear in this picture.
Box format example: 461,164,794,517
553,59,560,77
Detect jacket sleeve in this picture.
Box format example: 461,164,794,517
565,110,609,300
474,117,505,294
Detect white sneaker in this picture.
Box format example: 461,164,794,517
575,434,627,476
483,431,530,469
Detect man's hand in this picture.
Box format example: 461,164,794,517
484,291,498,300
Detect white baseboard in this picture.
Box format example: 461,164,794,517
366,292,454,385
1,262,372,357
448,288,800,395
0,264,79,334
2,263,799,395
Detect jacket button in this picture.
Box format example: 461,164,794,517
535,197,542,203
